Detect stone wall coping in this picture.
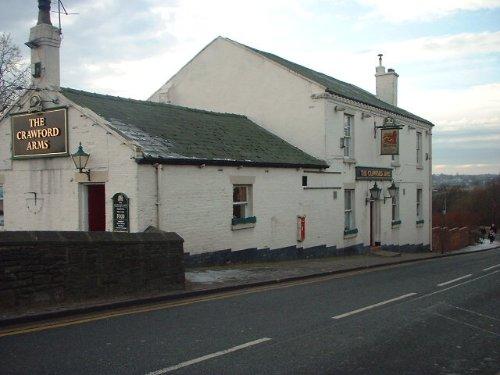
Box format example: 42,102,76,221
0,231,184,246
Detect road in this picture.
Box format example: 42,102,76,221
0,250,499,374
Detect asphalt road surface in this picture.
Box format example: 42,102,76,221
1,250,499,374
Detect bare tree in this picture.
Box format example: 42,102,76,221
0,33,30,115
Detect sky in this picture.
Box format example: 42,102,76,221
1,0,499,175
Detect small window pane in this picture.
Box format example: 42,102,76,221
233,204,245,219
233,186,247,203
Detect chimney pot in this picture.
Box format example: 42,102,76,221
37,0,52,25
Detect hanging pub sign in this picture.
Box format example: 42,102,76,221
11,108,68,159
380,128,399,155
112,193,130,232
355,166,392,181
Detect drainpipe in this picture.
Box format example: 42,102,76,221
428,130,433,251
154,163,162,229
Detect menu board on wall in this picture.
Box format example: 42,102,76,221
112,193,130,232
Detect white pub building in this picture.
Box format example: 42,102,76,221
0,1,433,265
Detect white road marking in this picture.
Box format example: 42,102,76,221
413,270,500,301
437,274,472,287
483,264,500,271
145,337,272,374
332,293,417,320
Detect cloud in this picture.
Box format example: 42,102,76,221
2,0,499,174
357,0,500,22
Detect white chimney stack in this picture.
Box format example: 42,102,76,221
375,54,398,106
26,0,61,89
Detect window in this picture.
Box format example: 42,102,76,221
302,176,308,187
343,114,354,158
233,185,252,220
0,185,3,227
344,189,355,231
416,131,422,166
392,188,399,222
416,188,423,220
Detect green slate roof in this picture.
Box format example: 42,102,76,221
62,88,328,168
231,39,433,126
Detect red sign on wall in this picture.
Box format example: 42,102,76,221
380,128,399,155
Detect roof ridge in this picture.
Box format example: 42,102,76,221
61,87,248,119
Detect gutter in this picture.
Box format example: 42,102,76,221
325,89,434,127
136,157,329,170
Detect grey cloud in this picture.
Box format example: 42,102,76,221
2,0,178,88
433,126,500,166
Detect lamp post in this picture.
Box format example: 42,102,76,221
71,142,90,180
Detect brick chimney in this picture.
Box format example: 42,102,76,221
375,54,398,106
26,0,62,89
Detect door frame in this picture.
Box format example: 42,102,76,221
369,200,381,246
79,183,106,231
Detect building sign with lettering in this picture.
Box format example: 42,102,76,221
11,108,68,159
380,128,399,155
355,166,392,181
112,193,129,232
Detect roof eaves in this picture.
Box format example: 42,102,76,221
324,89,434,127
136,156,329,170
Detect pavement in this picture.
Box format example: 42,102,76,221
0,244,499,374
184,240,499,291
0,240,499,325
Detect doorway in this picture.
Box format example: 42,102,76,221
370,200,381,246
87,184,105,231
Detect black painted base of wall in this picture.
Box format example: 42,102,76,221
381,243,429,253
185,242,431,267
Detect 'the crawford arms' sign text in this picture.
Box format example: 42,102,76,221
11,108,68,158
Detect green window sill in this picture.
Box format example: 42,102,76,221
392,219,401,227
416,219,425,225
344,228,358,236
232,216,257,226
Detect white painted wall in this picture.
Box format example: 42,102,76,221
0,92,140,232
151,39,432,249
150,37,328,161
147,164,344,254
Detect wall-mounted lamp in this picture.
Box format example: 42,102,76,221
334,106,346,112
365,182,382,204
383,181,398,203
71,142,91,181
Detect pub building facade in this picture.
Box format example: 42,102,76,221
0,1,432,263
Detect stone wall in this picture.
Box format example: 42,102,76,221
0,231,184,313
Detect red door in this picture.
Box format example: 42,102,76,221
88,185,105,231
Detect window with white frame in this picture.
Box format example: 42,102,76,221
233,185,252,220
0,185,4,227
416,188,423,220
343,114,354,158
392,188,399,221
344,189,355,230
416,131,422,166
